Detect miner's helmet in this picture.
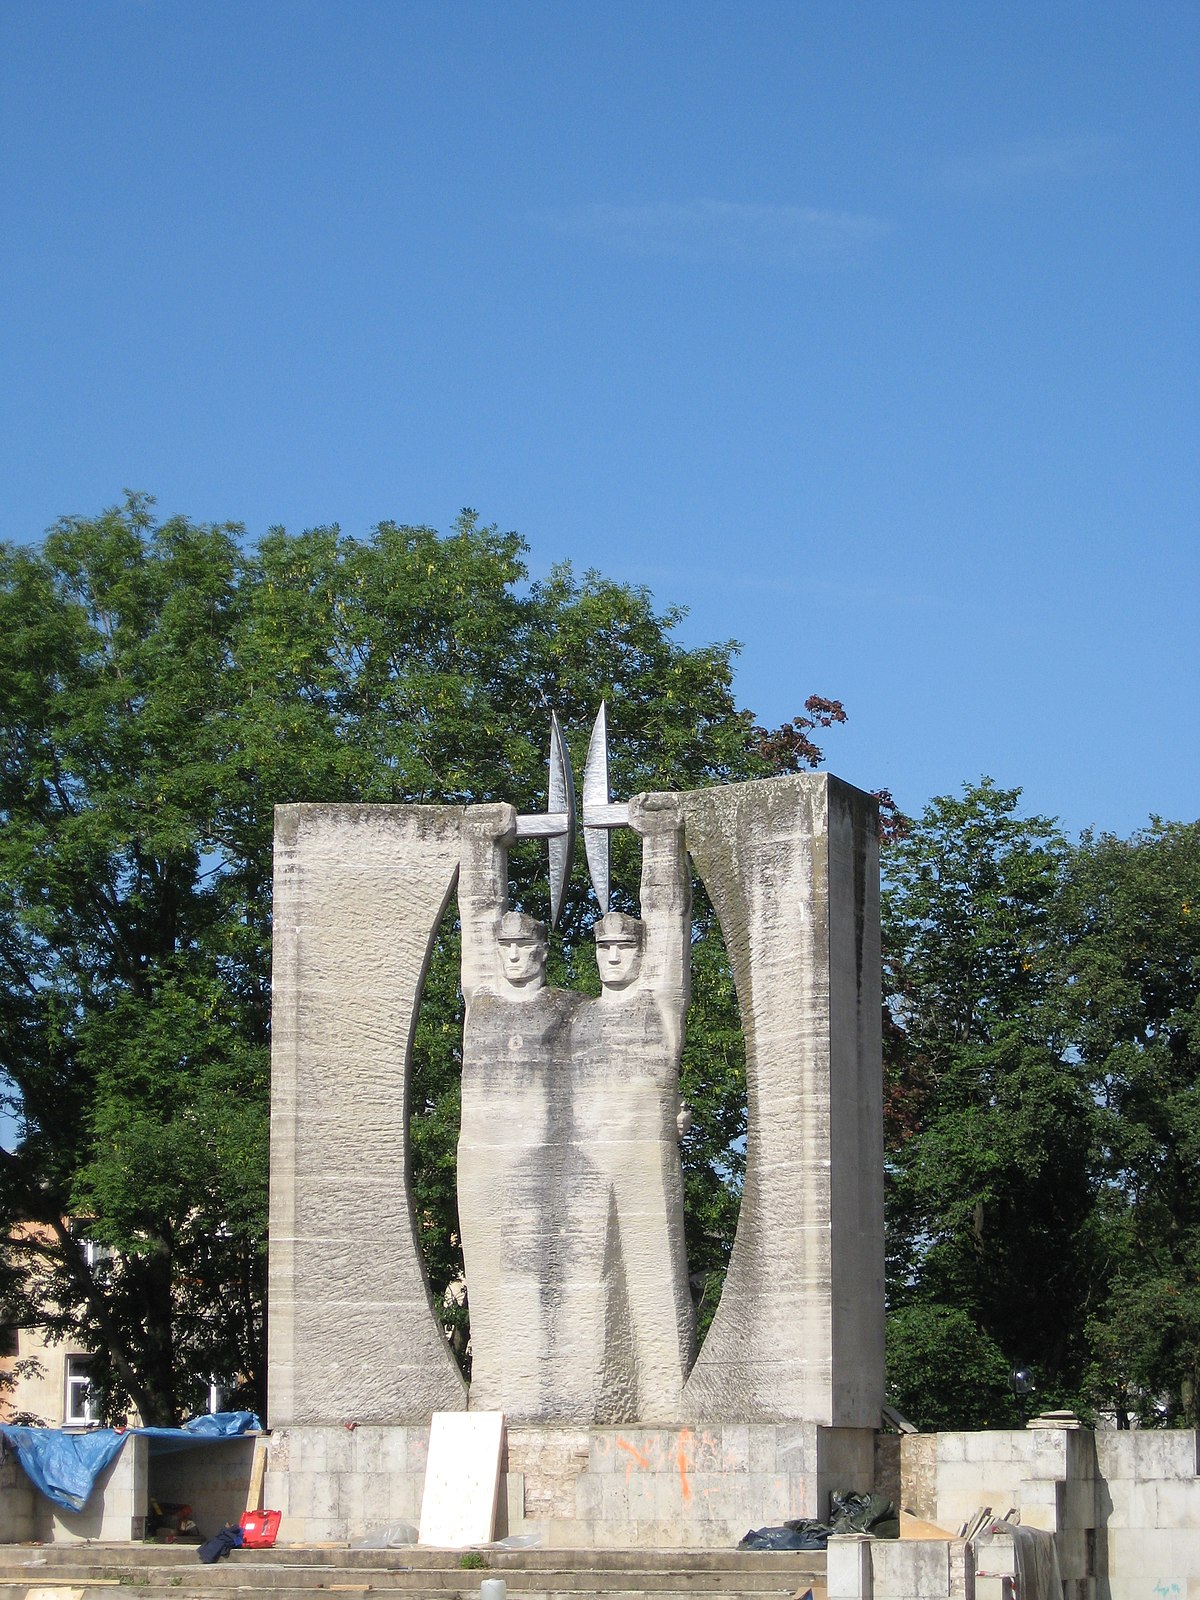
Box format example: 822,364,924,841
594,911,644,946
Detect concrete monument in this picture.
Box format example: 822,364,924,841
266,707,885,1545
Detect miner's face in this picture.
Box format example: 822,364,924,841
497,932,547,990
596,934,642,990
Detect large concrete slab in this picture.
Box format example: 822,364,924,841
268,804,467,1427
681,774,884,1428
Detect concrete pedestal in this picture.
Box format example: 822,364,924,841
265,1421,876,1548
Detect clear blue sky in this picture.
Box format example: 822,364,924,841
2,2,1196,837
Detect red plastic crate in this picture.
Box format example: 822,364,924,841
239,1509,281,1548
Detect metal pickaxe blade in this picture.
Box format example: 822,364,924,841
582,701,630,913
514,710,576,928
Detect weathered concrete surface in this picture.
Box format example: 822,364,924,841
0,1444,35,1542
829,1533,974,1600
1095,1429,1200,1598
268,804,467,1427
0,1542,828,1593
681,773,884,1428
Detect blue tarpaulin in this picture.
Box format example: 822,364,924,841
0,1427,126,1513
0,1411,262,1512
134,1411,264,1455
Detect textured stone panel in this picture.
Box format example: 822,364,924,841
268,804,467,1426
681,774,884,1426
506,1428,591,1519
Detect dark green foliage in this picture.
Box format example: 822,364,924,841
882,780,1099,1420
0,493,838,1422
679,893,746,1340
0,496,266,1423
885,1303,1018,1432
884,785,1200,1430
1059,821,1200,1425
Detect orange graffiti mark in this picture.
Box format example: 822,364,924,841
676,1427,693,1503
616,1437,651,1484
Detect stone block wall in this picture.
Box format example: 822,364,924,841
0,1447,35,1542
522,1421,874,1548
828,1534,972,1600
265,1424,429,1544
899,1426,1200,1600
1096,1430,1200,1599
902,1426,1097,1595
266,1421,877,1548
922,1426,1095,1533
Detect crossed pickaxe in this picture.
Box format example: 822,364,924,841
514,703,627,927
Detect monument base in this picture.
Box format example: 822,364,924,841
265,1422,877,1548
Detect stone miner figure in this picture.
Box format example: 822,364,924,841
569,790,696,1420
456,793,695,1421
457,803,583,1417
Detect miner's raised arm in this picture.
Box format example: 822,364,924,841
628,791,691,1018
459,801,517,1004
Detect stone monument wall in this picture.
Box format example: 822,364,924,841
268,803,467,1427
681,774,884,1428
266,770,885,1544
268,775,882,1434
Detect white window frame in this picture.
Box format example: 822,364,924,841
65,1355,98,1426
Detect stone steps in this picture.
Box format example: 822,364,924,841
0,1545,826,1600
0,1575,823,1594
2,1591,825,1600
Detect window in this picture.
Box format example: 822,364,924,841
66,1221,112,1274
65,1356,98,1425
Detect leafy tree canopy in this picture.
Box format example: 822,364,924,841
885,1302,1018,1432
884,784,1200,1430
1059,820,1200,1425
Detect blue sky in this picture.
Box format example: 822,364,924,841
2,1,1196,837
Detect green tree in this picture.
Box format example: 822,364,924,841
1058,821,1200,1425
0,496,265,1423
882,779,1100,1420
0,494,843,1420
885,1303,1017,1432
